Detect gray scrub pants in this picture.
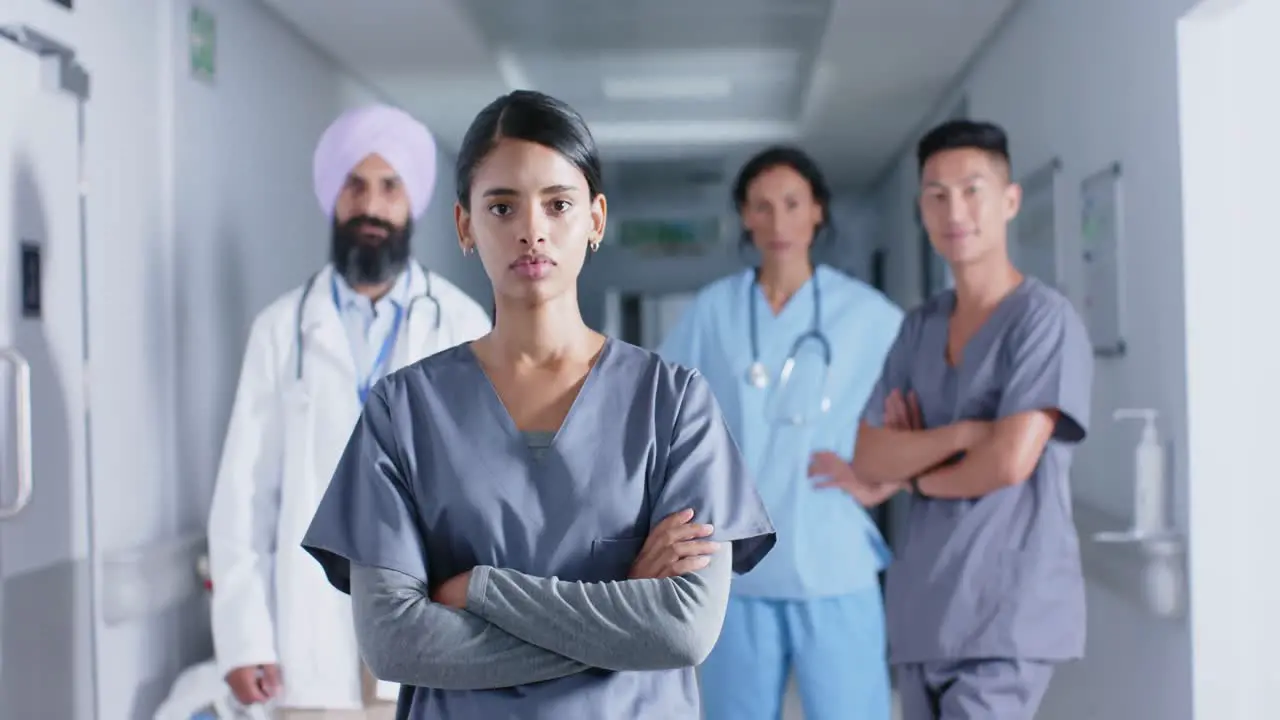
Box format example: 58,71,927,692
896,659,1054,720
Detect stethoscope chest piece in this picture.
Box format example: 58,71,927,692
747,361,770,389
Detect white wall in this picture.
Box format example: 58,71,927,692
10,1,483,717
1178,1,1280,716
868,0,1198,717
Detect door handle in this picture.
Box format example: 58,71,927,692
0,347,32,520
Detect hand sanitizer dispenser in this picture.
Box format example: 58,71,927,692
1114,409,1167,536
1093,407,1185,620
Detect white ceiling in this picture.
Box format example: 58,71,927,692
260,0,1018,191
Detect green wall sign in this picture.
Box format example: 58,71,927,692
190,6,216,83
618,219,721,256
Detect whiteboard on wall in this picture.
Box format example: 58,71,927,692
1079,162,1127,357
1013,157,1062,287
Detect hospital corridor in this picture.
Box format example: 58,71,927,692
1,0,1278,718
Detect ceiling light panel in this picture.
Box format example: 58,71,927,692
459,0,833,54
602,76,734,102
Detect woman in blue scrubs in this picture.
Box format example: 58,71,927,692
300,90,776,720
659,147,903,720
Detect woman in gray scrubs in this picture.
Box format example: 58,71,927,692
300,90,777,720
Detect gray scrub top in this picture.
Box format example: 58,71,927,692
863,278,1093,664
302,338,777,719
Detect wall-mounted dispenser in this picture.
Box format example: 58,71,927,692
1116,408,1168,535
1093,408,1185,619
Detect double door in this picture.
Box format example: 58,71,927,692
0,27,97,720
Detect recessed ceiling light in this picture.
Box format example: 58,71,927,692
602,76,733,101
591,120,799,146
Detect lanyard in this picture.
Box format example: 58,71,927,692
331,277,405,405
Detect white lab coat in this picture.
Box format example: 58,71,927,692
206,262,491,710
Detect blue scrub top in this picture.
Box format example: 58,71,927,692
659,265,904,599
863,278,1094,663
302,339,776,719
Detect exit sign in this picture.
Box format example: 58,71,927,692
190,6,217,82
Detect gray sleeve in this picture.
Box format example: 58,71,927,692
651,371,775,574
301,382,430,595
997,295,1094,443
466,546,733,672
860,310,916,428
350,563,591,690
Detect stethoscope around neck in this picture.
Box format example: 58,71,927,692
293,262,442,395
745,269,834,423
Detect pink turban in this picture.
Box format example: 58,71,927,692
312,104,438,219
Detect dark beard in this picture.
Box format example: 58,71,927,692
330,215,413,287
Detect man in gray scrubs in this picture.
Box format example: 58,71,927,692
809,119,1093,719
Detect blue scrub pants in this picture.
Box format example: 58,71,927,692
699,588,891,720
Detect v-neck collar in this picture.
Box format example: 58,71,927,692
462,336,615,456
750,266,819,320
940,277,1031,370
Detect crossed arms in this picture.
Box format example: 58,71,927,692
811,390,1059,505
908,409,1058,499
312,372,769,693
351,511,731,691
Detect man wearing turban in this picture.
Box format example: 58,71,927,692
207,105,491,718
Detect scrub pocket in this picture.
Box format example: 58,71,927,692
589,537,646,582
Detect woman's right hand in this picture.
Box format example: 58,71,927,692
628,509,720,579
